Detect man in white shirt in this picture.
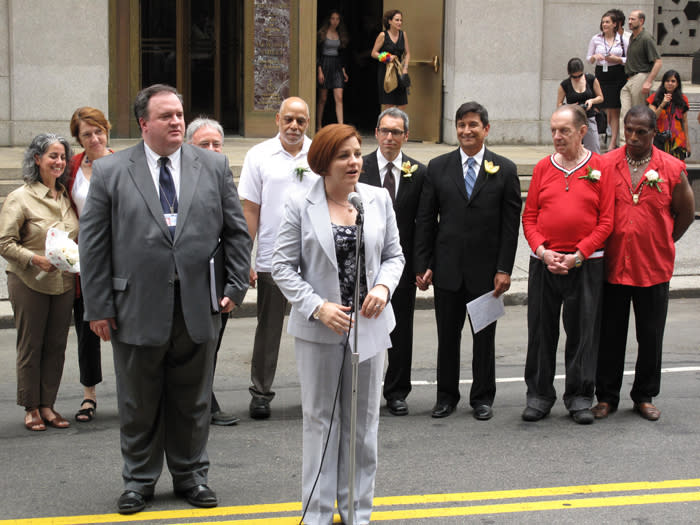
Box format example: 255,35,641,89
238,97,318,419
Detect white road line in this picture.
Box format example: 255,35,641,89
409,366,700,386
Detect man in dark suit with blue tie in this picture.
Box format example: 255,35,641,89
359,108,425,416
414,101,521,420
79,85,251,514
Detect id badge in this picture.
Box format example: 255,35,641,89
164,213,178,227
603,62,608,72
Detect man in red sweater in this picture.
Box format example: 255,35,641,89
592,105,694,421
522,104,614,424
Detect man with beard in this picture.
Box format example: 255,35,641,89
238,97,319,419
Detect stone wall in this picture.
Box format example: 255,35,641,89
442,0,656,145
0,0,109,146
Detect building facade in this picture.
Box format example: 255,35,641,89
4,0,694,147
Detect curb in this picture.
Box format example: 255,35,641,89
1,286,697,329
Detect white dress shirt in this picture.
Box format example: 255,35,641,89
376,150,403,200
144,142,181,199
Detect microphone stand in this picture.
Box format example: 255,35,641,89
347,205,363,525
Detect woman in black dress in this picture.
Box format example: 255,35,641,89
371,9,411,109
316,10,349,130
557,57,604,153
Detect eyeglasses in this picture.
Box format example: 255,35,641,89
197,141,223,149
570,73,584,79
378,128,405,136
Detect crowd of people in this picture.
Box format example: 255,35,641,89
0,6,697,525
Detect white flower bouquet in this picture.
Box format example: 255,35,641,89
35,227,80,280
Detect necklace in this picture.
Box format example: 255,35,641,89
326,193,353,212
554,149,588,191
84,155,91,166
626,152,652,172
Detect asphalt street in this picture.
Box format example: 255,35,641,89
0,300,699,524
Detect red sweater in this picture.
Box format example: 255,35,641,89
523,152,614,258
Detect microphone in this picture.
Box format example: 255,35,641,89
348,192,364,214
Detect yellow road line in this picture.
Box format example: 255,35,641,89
174,491,700,524
3,479,700,524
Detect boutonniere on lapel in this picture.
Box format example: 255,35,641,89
293,164,309,181
483,160,500,176
578,166,601,183
401,161,418,179
643,169,664,192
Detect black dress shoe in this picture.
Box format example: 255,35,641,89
211,410,240,426
473,404,493,421
521,406,548,422
571,408,594,425
175,484,218,508
387,399,408,416
249,397,271,419
431,402,455,418
117,490,147,514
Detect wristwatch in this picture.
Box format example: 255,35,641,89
312,302,323,320
574,254,583,268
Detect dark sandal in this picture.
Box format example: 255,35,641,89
75,399,97,422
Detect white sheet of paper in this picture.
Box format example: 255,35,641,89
349,312,392,362
467,290,506,334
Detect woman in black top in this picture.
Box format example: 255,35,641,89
557,58,604,153
371,9,411,109
316,10,349,130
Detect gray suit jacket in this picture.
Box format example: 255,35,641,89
272,178,404,345
79,141,251,346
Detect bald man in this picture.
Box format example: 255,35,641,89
238,97,320,419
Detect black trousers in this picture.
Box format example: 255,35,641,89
433,284,497,408
383,284,416,401
73,295,102,387
524,257,604,412
595,281,669,408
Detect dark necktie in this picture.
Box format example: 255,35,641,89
464,157,476,198
159,157,178,238
383,163,396,205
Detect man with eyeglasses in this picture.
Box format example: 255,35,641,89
414,101,521,421
359,107,425,416
593,105,694,422
238,97,319,419
185,117,240,427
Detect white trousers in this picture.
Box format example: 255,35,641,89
295,339,384,525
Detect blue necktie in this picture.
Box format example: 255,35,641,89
159,157,178,238
464,157,476,198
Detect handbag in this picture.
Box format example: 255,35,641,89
383,58,399,93
653,129,671,150
395,57,411,89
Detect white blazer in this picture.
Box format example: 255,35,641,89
272,178,405,345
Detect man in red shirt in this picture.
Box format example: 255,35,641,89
592,105,694,421
522,104,614,424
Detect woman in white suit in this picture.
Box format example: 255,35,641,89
272,124,404,524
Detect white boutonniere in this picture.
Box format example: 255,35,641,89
579,166,601,183
643,169,664,192
484,160,500,176
293,165,309,181
401,161,418,179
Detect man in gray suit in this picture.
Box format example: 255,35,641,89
79,85,251,514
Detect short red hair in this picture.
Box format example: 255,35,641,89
70,107,111,146
307,124,362,176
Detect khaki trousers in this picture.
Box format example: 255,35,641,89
619,72,649,140
7,272,74,409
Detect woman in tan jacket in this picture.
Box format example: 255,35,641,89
0,133,79,431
